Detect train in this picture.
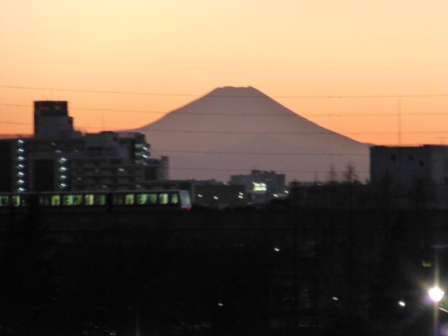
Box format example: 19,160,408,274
0,189,192,212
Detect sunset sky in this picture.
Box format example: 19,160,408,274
1,0,447,145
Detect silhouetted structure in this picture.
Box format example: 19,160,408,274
230,170,287,203
370,145,448,208
0,101,168,192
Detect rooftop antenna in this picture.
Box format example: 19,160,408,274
397,97,401,146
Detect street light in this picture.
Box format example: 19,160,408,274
429,287,445,302
427,246,444,336
429,286,444,336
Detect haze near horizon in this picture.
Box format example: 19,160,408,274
1,0,447,146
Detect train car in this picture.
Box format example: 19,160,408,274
0,190,192,212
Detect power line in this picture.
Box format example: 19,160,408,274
1,85,448,99
0,103,165,115
1,103,447,118
0,121,446,135
116,129,448,135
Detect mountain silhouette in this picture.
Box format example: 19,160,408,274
125,86,370,182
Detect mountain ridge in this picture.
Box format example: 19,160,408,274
123,86,371,182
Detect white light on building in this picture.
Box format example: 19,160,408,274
253,182,267,192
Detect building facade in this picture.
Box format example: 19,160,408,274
230,170,287,204
370,145,448,207
0,101,167,192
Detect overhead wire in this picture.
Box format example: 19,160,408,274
1,85,448,99
1,103,447,117
0,120,446,136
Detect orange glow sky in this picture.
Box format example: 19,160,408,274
1,0,447,145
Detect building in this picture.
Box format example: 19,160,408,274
370,145,448,207
192,180,246,208
0,101,168,192
230,170,287,204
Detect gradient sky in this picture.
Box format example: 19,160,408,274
1,0,447,145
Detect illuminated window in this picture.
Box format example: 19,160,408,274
170,193,179,204
148,194,157,204
95,195,106,205
12,196,21,207
252,182,267,193
63,195,72,206
73,195,82,205
0,196,9,207
63,195,82,206
159,193,169,204
135,193,157,204
51,195,60,206
125,194,134,205
85,194,94,206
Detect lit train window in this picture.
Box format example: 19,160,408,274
148,194,157,204
0,196,9,207
63,195,83,206
170,193,179,204
125,194,134,205
95,195,106,205
137,194,147,205
159,193,169,204
85,194,94,206
63,195,71,206
51,195,60,206
73,195,82,205
12,196,20,207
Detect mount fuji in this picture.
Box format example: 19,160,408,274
124,86,370,183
